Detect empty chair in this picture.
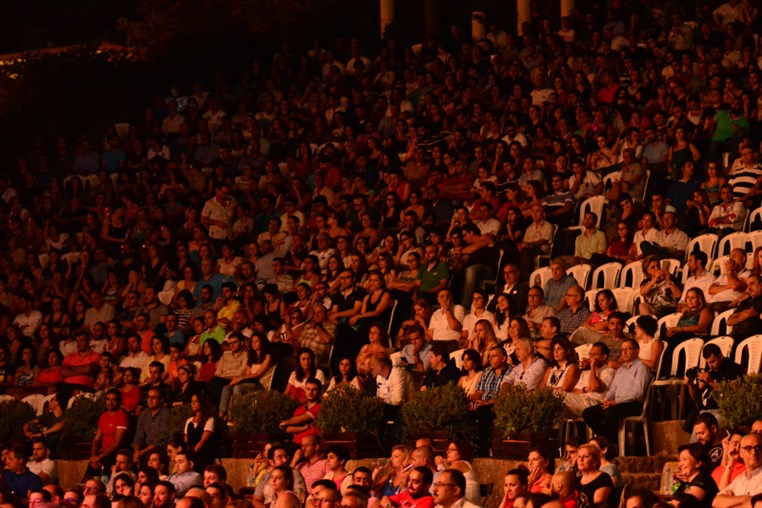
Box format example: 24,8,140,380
585,289,599,311
591,262,622,290
699,337,735,369
568,264,592,290
750,231,762,253
619,378,655,456
620,261,645,289
710,309,735,337
652,337,705,419
717,232,748,257
734,335,762,374
748,207,762,232
685,234,718,264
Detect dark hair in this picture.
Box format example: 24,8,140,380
461,349,483,373
702,343,721,359
636,315,658,337
593,289,617,313
529,446,556,474
442,469,466,494
295,347,317,382
550,336,577,367
30,490,52,503
201,339,223,363
271,465,294,490
247,332,273,365
413,466,434,485
591,342,610,358
204,464,228,482
450,439,474,462
326,444,351,463
694,412,718,430
506,466,530,487
137,467,160,484
332,356,358,383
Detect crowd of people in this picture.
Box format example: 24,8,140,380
1,0,762,506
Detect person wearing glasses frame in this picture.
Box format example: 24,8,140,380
714,433,762,507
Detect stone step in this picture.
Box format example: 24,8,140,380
622,472,662,492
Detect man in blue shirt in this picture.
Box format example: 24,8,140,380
582,338,653,441
2,447,42,501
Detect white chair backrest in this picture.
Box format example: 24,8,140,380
575,343,594,361
656,312,682,339
749,231,762,252
661,259,682,278
591,262,622,290
585,289,599,311
620,261,644,289
699,336,735,369
568,264,592,289
21,394,48,416
450,348,466,370
667,338,705,377
625,315,639,334
390,351,403,366
748,207,762,233
653,339,668,379
529,266,553,288
578,196,606,228
717,232,748,257
603,171,622,191
711,309,735,336
734,335,762,374
681,264,691,285
709,256,730,277
611,288,636,314
686,234,718,264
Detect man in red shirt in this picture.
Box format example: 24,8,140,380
375,467,434,508
61,331,100,390
279,379,321,444
87,389,130,477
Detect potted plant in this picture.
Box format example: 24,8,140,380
715,375,762,430
61,395,107,459
492,385,565,459
318,384,384,458
401,384,474,452
159,404,194,447
229,389,298,457
0,399,35,447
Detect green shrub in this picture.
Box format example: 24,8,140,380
716,375,762,429
493,385,565,439
62,395,106,442
0,399,36,442
318,384,384,435
401,383,474,440
229,389,298,436
159,404,194,447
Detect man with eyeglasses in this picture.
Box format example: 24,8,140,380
556,285,591,337
314,486,342,508
133,388,170,466
291,434,326,494
497,263,529,314
374,466,434,508
208,331,248,408
582,339,652,442
714,433,762,508
432,469,479,508
503,337,548,392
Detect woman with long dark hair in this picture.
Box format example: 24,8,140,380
185,393,216,470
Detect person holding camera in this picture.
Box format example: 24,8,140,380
683,343,743,433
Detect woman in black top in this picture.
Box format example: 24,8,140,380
674,443,719,508
576,444,614,508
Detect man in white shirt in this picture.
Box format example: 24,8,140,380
713,433,762,508
631,211,665,260
432,469,480,508
563,342,615,417
11,294,43,338
642,212,688,261
427,290,464,352
119,335,150,374
26,438,57,485
708,249,749,309
460,289,496,346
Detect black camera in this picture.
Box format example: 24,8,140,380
686,367,703,380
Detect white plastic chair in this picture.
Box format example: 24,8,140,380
611,288,636,314
709,256,730,277
620,261,644,289
590,262,622,290
619,377,655,456
575,343,594,361
710,309,735,336
625,315,639,334
570,195,606,230
387,299,399,336
450,348,466,370
661,259,682,279
652,337,704,419
699,336,735,369
748,207,762,232
734,335,762,374
603,171,621,192
656,312,682,339
21,394,50,416
585,289,600,312
749,230,762,251
686,234,718,263
390,351,403,367
534,224,559,269
529,266,553,288
717,232,748,257
567,264,592,289
680,264,691,285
